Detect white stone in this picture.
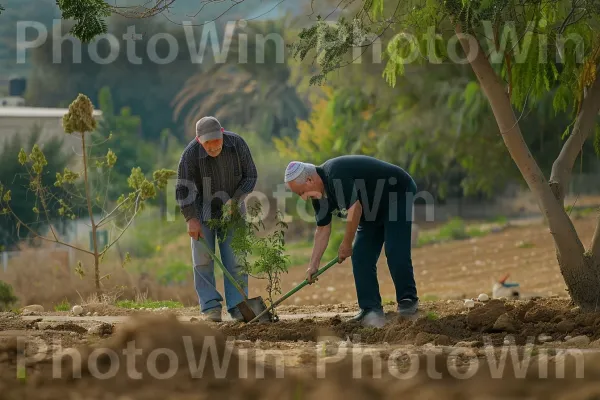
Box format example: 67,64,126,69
86,312,91,316
478,293,489,302
464,299,475,308
538,334,552,343
22,305,44,313
71,305,84,316
88,325,101,335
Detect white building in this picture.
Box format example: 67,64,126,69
0,105,103,152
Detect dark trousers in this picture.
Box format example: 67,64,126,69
351,197,418,312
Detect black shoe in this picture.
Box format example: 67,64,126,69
349,308,386,327
349,309,368,322
397,299,419,316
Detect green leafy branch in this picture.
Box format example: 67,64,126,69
205,201,291,316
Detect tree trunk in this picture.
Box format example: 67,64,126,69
94,252,100,295
549,71,600,203
455,26,600,310
592,213,600,258
81,132,101,295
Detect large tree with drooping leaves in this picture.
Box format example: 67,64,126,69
290,0,600,309
172,17,309,140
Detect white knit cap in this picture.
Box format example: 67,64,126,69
284,161,315,183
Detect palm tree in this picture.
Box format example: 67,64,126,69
172,17,308,140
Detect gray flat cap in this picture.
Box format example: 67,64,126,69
196,116,223,143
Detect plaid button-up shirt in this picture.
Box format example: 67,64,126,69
175,131,257,222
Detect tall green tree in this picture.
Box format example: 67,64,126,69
172,17,308,139
292,0,600,309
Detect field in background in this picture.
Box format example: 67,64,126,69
0,200,597,310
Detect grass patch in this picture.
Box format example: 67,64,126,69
119,207,185,259
426,311,439,321
421,294,439,301
324,228,345,261
54,299,71,311
287,253,311,266
285,240,312,251
418,217,492,246
116,300,184,309
156,260,192,286
490,215,508,225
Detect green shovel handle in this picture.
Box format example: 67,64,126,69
196,237,248,301
248,256,339,323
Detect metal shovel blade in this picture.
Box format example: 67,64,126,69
234,296,272,323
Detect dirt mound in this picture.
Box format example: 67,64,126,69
217,298,600,347
2,314,600,399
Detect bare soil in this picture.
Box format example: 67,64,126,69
258,216,598,306
2,298,600,399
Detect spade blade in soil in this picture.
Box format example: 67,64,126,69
234,297,272,323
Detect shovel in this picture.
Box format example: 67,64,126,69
248,256,339,324
196,237,272,323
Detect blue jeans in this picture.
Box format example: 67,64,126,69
190,224,248,314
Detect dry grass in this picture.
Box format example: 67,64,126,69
0,242,199,310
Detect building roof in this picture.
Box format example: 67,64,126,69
0,107,102,118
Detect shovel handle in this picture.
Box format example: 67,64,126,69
248,256,339,323
196,237,249,301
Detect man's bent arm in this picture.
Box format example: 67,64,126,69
309,224,331,268
342,201,362,246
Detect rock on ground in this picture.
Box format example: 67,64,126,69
493,313,516,333
467,300,507,331
565,335,590,347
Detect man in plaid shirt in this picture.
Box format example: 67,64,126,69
175,116,257,322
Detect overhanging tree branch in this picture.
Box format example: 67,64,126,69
549,67,600,203
454,22,586,258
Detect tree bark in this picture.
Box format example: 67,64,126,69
455,25,600,309
592,213,600,258
81,133,100,294
549,71,600,203
454,25,584,258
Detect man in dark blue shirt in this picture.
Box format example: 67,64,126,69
285,155,419,327
176,116,257,322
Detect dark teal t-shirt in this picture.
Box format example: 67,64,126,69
311,155,416,226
